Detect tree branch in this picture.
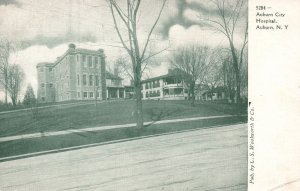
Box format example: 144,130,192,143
140,0,167,61
109,1,132,55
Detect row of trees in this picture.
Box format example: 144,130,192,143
0,39,26,107
170,45,248,105
114,44,247,106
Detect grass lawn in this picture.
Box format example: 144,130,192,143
0,115,246,159
0,100,246,137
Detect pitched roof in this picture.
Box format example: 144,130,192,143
141,68,186,83
106,71,122,80
74,48,104,55
36,62,54,68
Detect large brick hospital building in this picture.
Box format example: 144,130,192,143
36,44,111,102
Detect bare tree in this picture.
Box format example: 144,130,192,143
200,0,248,104
93,63,100,107
170,45,211,106
7,64,25,106
202,50,224,98
239,47,248,100
0,39,15,105
114,56,133,81
108,0,167,128
23,84,40,118
23,84,36,107
220,55,236,102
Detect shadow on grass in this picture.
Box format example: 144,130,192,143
0,115,247,160
195,101,248,115
143,107,179,127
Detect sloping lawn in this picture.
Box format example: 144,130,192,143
0,116,247,159
0,100,246,137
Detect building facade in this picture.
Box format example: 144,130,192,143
106,71,125,99
36,62,56,102
36,44,106,102
141,69,188,100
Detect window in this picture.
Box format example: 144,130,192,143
89,75,93,86
94,57,98,68
77,92,80,98
77,75,80,85
41,83,45,88
40,68,44,72
41,97,45,101
95,75,99,86
83,74,87,85
83,92,88,98
88,56,92,68
157,80,160,87
82,55,87,67
89,92,94,98
82,55,86,62
49,68,52,72
96,92,100,98
49,83,53,88
174,88,183,95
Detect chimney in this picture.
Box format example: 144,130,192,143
68,43,76,49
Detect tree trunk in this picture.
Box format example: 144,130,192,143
133,59,144,129
5,87,7,104
135,84,143,129
235,71,241,104
228,41,241,105
4,70,8,105
11,96,16,107
190,81,195,106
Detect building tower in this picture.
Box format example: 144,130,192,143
36,62,55,102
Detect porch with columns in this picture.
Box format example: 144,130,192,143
106,87,125,99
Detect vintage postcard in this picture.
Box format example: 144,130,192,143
248,0,300,190
0,0,299,190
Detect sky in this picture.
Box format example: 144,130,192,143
0,0,247,101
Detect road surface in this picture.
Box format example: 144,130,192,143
0,123,247,191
